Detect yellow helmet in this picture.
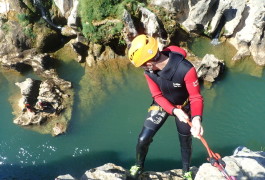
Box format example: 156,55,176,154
128,35,158,67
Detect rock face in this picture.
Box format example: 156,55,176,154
150,0,265,66
56,147,265,180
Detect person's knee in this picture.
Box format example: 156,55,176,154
138,134,153,146
137,127,155,146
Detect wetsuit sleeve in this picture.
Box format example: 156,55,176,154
184,67,204,117
144,74,175,115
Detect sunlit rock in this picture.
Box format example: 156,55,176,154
195,54,225,83
67,0,79,27
56,174,76,180
232,146,265,179
0,1,9,15
122,9,138,44
139,6,167,49
54,0,73,17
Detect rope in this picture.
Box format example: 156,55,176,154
176,105,236,180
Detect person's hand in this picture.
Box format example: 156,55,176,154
190,116,204,138
173,108,189,123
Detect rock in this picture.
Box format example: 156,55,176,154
80,163,197,180
195,54,225,83
61,26,77,37
56,147,265,180
232,146,265,179
195,157,245,180
81,163,127,180
67,0,79,28
53,123,66,136
13,78,69,127
55,174,76,180
53,0,73,17
0,50,73,135
0,1,9,15
122,9,138,44
138,6,167,49
195,146,265,180
151,0,265,66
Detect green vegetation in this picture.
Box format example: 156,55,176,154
17,13,31,26
17,13,36,38
78,0,143,44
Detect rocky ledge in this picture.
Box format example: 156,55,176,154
56,146,265,180
1,51,74,136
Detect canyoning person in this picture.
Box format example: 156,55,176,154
23,103,36,113
127,35,204,179
38,101,56,113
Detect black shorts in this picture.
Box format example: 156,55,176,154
143,102,191,136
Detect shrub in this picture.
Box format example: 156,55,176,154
79,0,143,44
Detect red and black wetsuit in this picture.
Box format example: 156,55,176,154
135,46,204,173
145,46,203,119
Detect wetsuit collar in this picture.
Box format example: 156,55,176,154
157,52,183,80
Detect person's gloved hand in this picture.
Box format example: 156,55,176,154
173,108,189,123
190,116,204,138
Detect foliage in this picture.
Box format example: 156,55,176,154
79,0,143,44
17,13,31,26
17,14,36,38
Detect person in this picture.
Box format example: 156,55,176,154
127,35,204,179
39,101,56,113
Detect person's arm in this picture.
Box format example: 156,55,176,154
184,67,203,118
184,67,204,137
144,74,175,114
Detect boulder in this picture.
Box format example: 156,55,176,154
194,54,225,83
56,174,76,180
195,147,265,180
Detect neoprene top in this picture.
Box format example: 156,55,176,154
144,46,203,118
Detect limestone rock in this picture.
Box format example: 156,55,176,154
122,9,138,44
151,0,265,66
81,163,127,180
195,147,265,180
56,174,76,180
232,146,265,179
53,0,73,17
195,54,225,82
79,163,197,180
67,0,79,27
138,6,167,49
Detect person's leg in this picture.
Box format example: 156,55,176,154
178,133,192,172
135,127,156,168
174,105,192,174
130,103,168,177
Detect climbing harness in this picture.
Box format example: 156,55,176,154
176,105,236,180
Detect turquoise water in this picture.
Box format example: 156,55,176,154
0,39,264,179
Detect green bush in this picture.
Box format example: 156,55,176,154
79,0,143,44
17,13,31,26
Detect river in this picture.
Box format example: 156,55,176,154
0,37,264,179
